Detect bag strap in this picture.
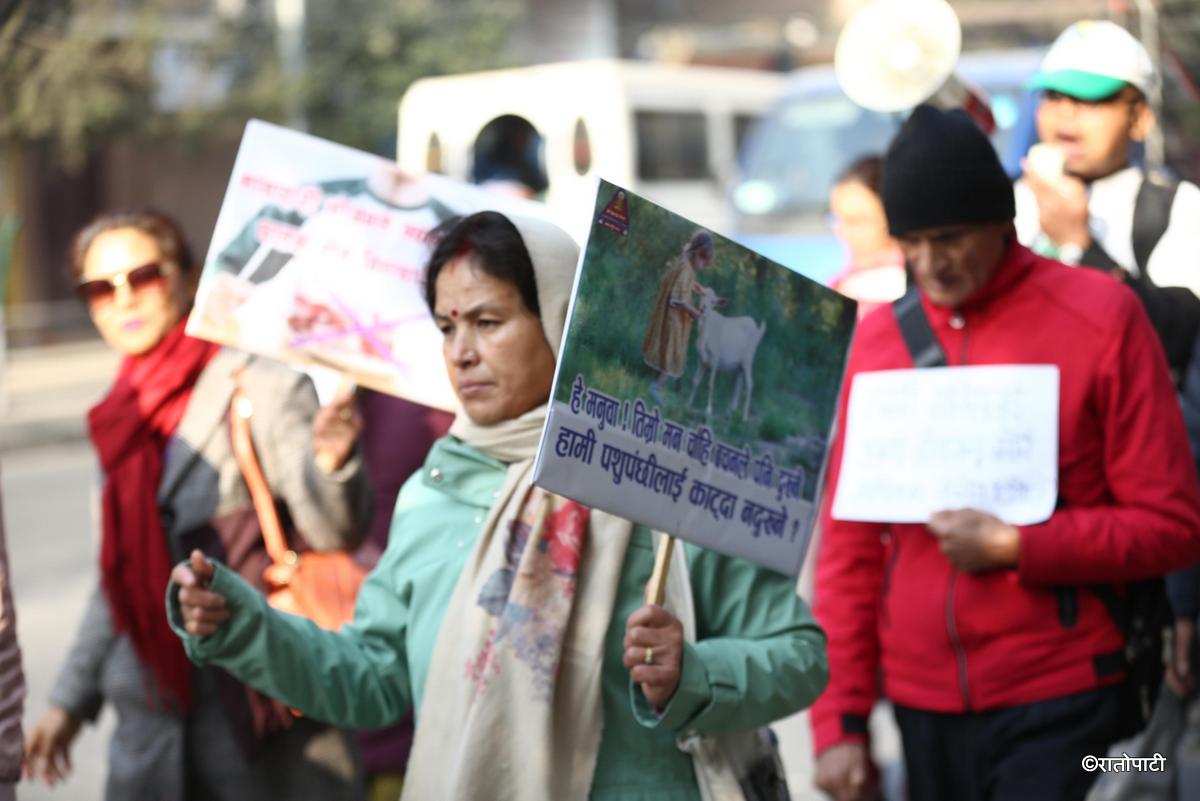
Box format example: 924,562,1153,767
1132,175,1179,276
1091,585,1130,637
229,387,293,567
892,283,948,368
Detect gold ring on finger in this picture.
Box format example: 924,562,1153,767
644,646,654,665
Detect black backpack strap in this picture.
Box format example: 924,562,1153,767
1092,585,1130,636
1080,239,1121,272
891,284,948,368
1132,175,1179,276
1123,175,1199,386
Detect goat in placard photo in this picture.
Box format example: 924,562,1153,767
687,286,767,421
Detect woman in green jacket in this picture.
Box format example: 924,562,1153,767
169,210,828,801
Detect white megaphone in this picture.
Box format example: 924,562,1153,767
834,0,995,133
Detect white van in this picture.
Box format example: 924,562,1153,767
396,60,783,237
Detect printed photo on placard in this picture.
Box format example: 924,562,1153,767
188,119,556,411
532,180,857,575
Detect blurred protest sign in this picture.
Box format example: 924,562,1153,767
833,365,1060,525
532,180,857,575
189,119,554,411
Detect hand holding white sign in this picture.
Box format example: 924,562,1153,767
832,365,1060,526
927,508,1020,572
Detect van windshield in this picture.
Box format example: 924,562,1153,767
736,86,1026,219
738,97,898,216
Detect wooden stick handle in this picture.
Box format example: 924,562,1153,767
645,535,675,606
331,373,359,399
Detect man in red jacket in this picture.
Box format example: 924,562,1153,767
812,105,1200,801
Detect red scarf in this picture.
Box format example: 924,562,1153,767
88,321,218,711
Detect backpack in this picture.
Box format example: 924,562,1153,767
1097,175,1200,389
1092,582,1174,740
892,287,1172,738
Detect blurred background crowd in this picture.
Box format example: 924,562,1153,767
1,0,1198,348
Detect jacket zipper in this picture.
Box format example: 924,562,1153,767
880,532,901,626
947,310,971,709
951,310,970,365
946,570,972,709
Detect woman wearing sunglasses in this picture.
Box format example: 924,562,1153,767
24,210,373,801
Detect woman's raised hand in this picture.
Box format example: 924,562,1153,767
312,391,363,474
24,705,82,786
623,604,684,706
171,550,231,637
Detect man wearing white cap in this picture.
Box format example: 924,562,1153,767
1015,20,1200,385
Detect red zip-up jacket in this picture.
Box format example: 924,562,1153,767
811,242,1200,754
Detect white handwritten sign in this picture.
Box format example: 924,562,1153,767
832,365,1059,525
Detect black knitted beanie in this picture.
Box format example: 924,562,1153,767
881,105,1016,237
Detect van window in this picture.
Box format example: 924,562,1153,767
734,113,759,164
426,133,443,174
573,118,592,176
740,97,897,216
738,82,1031,218
635,110,709,181
472,114,548,194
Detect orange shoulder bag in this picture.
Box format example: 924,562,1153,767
229,388,366,630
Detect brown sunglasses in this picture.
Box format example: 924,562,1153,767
75,261,173,307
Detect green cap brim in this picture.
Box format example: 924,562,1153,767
1028,69,1128,101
